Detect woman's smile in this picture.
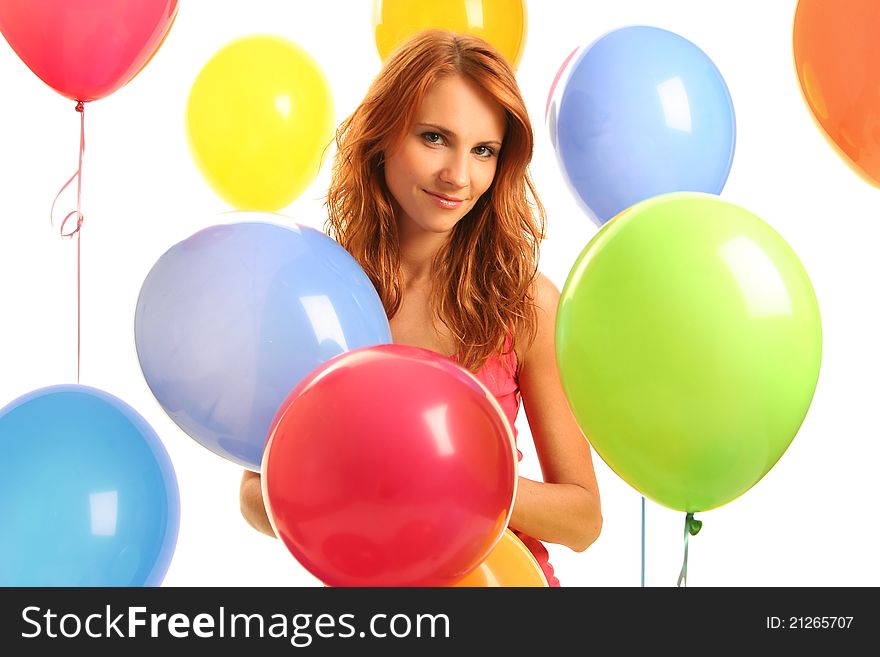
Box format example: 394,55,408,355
423,189,465,209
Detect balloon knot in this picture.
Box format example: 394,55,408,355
75,101,84,113
686,512,702,536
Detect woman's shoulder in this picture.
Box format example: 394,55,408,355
513,272,561,366
532,271,561,307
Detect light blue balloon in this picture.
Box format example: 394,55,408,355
135,221,393,471
0,385,180,586
555,26,736,225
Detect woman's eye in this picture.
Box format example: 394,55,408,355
422,132,443,144
474,145,495,158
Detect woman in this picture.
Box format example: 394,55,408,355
241,30,602,586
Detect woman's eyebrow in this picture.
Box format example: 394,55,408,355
415,123,503,147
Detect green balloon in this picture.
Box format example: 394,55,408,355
557,193,822,512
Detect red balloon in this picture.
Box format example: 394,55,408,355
0,0,179,102
262,344,517,587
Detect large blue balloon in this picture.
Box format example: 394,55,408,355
135,221,393,470
554,26,736,225
0,385,180,586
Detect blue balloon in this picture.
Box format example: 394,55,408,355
135,221,393,470
0,385,180,586
555,26,736,225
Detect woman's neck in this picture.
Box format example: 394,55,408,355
397,220,450,288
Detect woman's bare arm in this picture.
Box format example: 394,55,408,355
509,273,602,552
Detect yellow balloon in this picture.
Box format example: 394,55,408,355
453,530,548,587
373,0,527,70
186,35,334,211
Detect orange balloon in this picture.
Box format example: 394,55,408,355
452,529,548,587
794,0,880,187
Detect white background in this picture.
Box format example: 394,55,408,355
1,0,877,587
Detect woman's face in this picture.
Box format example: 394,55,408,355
384,73,507,237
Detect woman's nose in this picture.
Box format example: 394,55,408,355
437,150,470,189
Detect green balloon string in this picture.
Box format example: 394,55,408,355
641,496,645,588
676,512,702,587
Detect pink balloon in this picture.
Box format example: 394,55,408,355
262,344,517,587
0,0,179,102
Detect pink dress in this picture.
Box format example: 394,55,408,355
457,344,561,587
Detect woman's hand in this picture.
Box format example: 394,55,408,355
239,470,276,538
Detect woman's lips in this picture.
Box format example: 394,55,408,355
424,190,464,209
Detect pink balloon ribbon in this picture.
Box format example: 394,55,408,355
49,102,86,383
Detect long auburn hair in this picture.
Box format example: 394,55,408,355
326,30,545,373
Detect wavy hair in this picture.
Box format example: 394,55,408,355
326,30,545,373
